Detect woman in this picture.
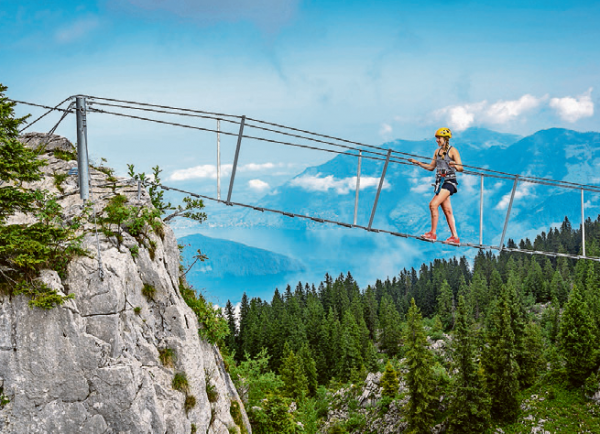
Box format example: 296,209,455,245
409,127,463,245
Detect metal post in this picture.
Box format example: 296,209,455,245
499,176,519,250
226,116,246,205
76,97,89,201
217,119,221,200
479,174,484,245
368,149,392,230
582,188,586,257
353,150,362,226
137,179,141,201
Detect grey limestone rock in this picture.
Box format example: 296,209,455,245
0,135,251,434
20,132,76,152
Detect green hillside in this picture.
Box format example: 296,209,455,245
223,218,600,433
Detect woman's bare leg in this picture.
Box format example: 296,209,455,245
429,189,451,234
440,196,458,238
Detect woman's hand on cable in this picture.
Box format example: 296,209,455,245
449,160,463,172
409,158,420,166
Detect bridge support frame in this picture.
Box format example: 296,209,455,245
499,175,519,250
479,174,484,245
227,116,246,205
353,150,362,226
217,119,221,200
368,149,391,230
582,188,586,257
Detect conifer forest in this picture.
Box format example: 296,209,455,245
222,217,600,433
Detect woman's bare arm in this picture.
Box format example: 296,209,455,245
449,148,464,172
409,151,437,171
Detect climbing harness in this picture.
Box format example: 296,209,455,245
433,146,458,195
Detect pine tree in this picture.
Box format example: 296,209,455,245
436,279,454,331
519,321,545,389
364,286,380,340
447,295,491,434
379,294,403,357
336,311,364,381
482,288,520,423
380,360,399,399
549,270,568,306
225,300,238,354
0,85,43,225
297,344,318,397
470,270,489,321
489,269,503,301
279,344,308,400
0,84,81,303
405,298,436,433
558,283,598,387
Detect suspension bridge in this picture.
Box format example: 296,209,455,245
9,95,600,263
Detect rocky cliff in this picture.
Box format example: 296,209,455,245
0,133,251,434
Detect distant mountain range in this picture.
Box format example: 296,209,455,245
179,127,600,303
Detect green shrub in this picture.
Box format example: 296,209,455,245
15,282,75,310
184,394,196,414
159,348,176,367
0,386,10,408
148,240,157,261
133,306,141,315
327,425,347,434
172,372,189,393
230,400,248,434
129,244,139,259
206,380,218,403
179,284,229,346
52,171,68,194
142,283,156,300
52,149,76,161
191,423,197,434
343,412,366,431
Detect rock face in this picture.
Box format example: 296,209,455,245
0,134,251,434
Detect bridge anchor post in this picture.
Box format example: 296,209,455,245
76,96,89,201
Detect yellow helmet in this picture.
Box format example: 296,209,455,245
435,127,452,138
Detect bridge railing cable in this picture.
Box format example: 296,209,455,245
10,95,600,261
79,96,600,194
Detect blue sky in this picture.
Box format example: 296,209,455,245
2,0,600,197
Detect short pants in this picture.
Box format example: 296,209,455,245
438,181,457,196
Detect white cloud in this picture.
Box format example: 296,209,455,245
486,94,544,124
549,88,594,123
248,179,270,192
495,182,536,210
379,123,393,138
240,162,275,172
55,16,100,43
409,176,434,194
290,174,390,194
433,94,545,131
169,162,286,181
170,164,231,181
